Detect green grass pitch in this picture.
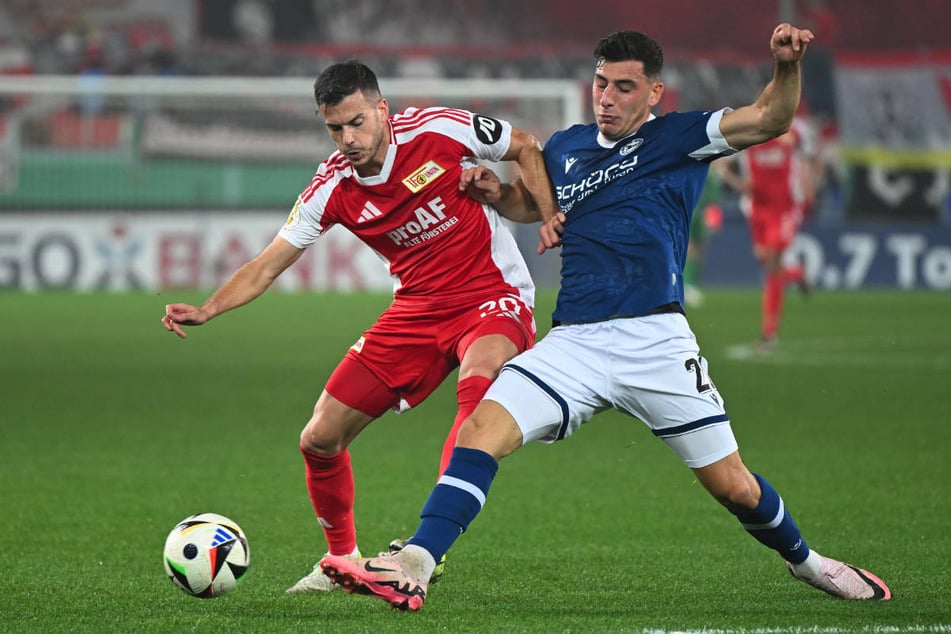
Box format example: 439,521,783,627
1,288,948,633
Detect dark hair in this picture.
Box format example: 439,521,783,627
314,60,381,107
594,31,664,77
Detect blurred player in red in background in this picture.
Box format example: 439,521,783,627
719,114,820,349
161,60,557,593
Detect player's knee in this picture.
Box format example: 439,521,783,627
713,475,760,513
696,457,760,512
299,417,347,456
458,363,501,382
456,402,522,460
459,354,506,381
459,335,521,379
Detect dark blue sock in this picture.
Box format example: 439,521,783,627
735,473,810,564
407,447,499,563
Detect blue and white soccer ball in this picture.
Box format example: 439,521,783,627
163,513,250,598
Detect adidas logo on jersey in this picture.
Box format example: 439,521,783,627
357,201,383,223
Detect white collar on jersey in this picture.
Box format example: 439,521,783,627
596,112,657,148
352,142,398,186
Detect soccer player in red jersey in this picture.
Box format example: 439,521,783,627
721,116,819,348
161,61,557,592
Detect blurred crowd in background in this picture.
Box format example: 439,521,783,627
1,0,945,104
1,0,950,226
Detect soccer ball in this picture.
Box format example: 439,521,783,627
163,513,250,598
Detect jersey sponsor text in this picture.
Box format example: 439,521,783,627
385,196,458,247
557,155,639,212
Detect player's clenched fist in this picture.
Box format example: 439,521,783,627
770,23,814,63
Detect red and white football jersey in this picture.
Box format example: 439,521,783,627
279,107,533,307
741,118,817,219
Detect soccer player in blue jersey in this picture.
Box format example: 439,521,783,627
320,24,892,610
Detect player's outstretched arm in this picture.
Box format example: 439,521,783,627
161,235,304,339
719,23,814,151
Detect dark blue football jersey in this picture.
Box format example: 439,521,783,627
544,109,735,324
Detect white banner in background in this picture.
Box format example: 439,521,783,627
0,212,395,292
836,63,951,152
834,61,951,219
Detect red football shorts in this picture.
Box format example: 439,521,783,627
749,206,802,252
325,292,535,418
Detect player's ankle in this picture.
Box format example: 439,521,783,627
400,544,437,581
789,550,821,580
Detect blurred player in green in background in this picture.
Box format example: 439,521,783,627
683,169,724,308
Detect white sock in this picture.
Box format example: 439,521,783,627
790,550,823,580
400,544,436,582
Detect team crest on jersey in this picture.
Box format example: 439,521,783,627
619,138,643,156
285,198,302,226
402,160,446,193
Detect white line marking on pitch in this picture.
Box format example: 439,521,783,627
722,334,951,369
639,626,951,634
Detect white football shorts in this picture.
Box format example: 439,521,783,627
484,313,738,468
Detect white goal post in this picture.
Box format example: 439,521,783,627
0,74,583,128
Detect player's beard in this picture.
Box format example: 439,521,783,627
348,120,389,175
